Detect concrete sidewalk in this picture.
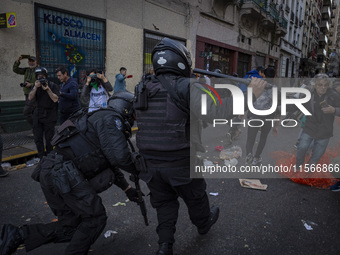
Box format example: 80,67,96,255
1,127,139,163
1,130,37,163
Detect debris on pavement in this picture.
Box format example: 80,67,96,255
209,192,219,196
14,164,27,170
112,202,126,207
104,230,118,238
224,158,238,166
203,159,214,167
26,157,40,167
239,179,268,190
214,145,224,151
1,163,11,171
301,220,317,230
219,146,242,160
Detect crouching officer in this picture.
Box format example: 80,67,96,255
0,91,140,255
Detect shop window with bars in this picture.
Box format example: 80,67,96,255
35,4,106,85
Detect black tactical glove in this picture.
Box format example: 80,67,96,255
125,187,139,203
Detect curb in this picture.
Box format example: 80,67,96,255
2,127,139,164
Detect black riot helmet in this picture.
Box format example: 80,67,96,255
108,91,135,129
35,67,48,79
151,37,192,77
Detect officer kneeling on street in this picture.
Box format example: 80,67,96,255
134,38,267,255
0,91,140,255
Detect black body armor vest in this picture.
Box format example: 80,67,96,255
135,77,190,154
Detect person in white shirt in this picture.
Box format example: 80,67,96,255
80,69,113,112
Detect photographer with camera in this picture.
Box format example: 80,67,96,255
13,55,38,126
80,68,113,112
28,67,59,159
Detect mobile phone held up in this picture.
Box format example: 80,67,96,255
320,100,329,108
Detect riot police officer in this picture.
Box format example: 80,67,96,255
0,91,139,255
134,38,267,255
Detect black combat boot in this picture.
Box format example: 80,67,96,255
156,242,173,255
197,206,220,235
0,224,24,255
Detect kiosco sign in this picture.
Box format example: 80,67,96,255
0,12,16,28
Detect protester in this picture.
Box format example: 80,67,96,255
226,66,266,144
56,66,81,124
295,73,340,169
114,67,128,93
245,67,279,165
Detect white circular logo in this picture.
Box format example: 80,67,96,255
157,57,167,65
178,62,186,70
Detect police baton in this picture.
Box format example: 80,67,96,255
193,68,273,89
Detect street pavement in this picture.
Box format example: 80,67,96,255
1,122,340,255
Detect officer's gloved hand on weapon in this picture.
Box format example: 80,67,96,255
125,185,141,203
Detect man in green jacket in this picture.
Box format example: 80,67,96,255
13,55,38,126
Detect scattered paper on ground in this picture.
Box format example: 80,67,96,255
104,230,118,238
239,179,268,190
203,159,214,167
301,220,313,230
301,220,318,230
112,202,126,207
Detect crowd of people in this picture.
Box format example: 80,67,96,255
0,37,339,255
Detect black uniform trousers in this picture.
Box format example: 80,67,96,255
33,118,56,159
143,166,211,244
23,157,107,255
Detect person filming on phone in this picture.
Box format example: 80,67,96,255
13,55,38,126
28,67,59,159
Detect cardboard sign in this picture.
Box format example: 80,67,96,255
0,12,16,28
239,179,268,191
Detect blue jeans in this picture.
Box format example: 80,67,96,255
296,132,330,168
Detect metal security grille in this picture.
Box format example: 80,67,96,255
35,4,106,85
143,31,186,74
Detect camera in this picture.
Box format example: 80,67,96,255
89,74,98,84
39,78,48,87
20,82,27,87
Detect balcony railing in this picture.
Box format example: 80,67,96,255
240,0,267,11
279,16,288,29
268,5,280,21
241,0,287,29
